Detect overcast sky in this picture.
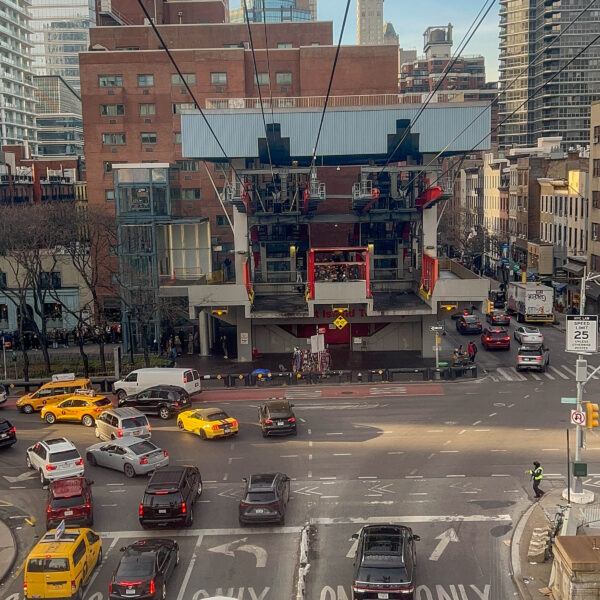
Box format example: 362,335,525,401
231,1,501,81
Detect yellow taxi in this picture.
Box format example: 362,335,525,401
17,374,92,415
177,407,239,439
23,526,102,599
40,390,112,427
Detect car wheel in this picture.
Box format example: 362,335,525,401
117,390,127,402
175,549,180,566
541,365,546,373
44,412,56,425
124,463,136,478
81,414,94,428
198,429,207,440
86,452,97,467
71,587,83,600
178,420,185,430
159,407,170,420
110,434,116,440
40,470,48,486
26,454,32,469
22,404,34,415
292,429,298,436
96,547,102,567
197,481,203,496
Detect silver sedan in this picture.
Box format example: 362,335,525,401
85,436,169,478
514,326,544,345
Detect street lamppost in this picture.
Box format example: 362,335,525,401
126,310,135,365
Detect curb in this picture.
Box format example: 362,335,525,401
296,524,311,600
510,501,537,600
0,519,18,585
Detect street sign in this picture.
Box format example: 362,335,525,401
561,397,578,404
333,316,348,330
566,315,598,353
573,462,588,477
571,409,586,427
430,326,444,332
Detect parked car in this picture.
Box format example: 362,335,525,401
517,343,550,372
456,315,482,334
118,385,191,420
514,325,544,345
177,407,238,439
238,472,290,526
86,437,169,478
113,368,201,401
46,476,94,529
95,407,151,441
0,417,16,448
481,327,510,350
26,437,84,486
258,400,297,437
109,538,179,600
41,392,112,427
351,524,420,599
486,309,510,326
139,466,202,528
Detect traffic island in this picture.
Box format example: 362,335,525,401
0,518,17,584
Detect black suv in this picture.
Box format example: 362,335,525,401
351,524,420,600
0,418,16,448
456,314,482,334
118,385,191,420
238,472,290,526
258,400,297,437
109,538,179,600
139,466,202,528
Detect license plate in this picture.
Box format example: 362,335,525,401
158,509,166,514
0,433,6,439
64,510,73,516
195,382,200,387
224,427,231,433
125,590,136,595
277,421,284,426
255,508,265,514
377,594,389,599
133,430,140,436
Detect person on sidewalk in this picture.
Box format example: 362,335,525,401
468,340,478,363
526,461,545,498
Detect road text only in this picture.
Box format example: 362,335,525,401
319,584,491,600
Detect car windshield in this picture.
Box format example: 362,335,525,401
522,328,540,334
116,554,155,578
520,349,542,356
122,416,148,428
50,495,85,508
146,492,180,505
93,398,112,407
28,558,69,572
49,449,80,463
490,331,507,338
357,565,409,582
246,491,276,503
464,316,478,323
130,441,158,455
207,411,229,421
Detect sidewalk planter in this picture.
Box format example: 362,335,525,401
552,536,600,599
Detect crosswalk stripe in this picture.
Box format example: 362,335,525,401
530,372,542,380
542,371,555,380
495,368,513,381
562,365,576,376
509,367,528,381
549,366,569,380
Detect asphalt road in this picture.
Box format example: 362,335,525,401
1,319,599,600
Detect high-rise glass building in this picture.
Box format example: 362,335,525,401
0,0,37,152
499,0,600,150
29,0,95,93
230,0,313,23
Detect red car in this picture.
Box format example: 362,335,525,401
481,328,510,350
45,476,94,529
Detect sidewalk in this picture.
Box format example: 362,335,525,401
0,519,17,584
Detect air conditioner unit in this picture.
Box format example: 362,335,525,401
143,89,150,95
144,118,151,123
594,137,599,144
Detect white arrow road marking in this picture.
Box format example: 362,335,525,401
429,528,459,561
294,486,322,496
207,538,267,568
3,471,36,483
366,483,395,495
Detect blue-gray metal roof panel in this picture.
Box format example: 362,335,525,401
181,103,491,159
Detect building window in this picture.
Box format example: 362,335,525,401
141,132,157,144
176,160,199,172
216,215,228,227
171,73,196,86
593,191,600,209
139,103,155,116
277,42,292,48
103,162,113,173
276,72,292,86
100,104,124,116
181,188,201,201
105,189,115,202
595,125,600,140
592,254,600,271
254,73,270,86
594,159,600,178
593,223,599,241
210,72,227,85
137,74,154,87
173,103,196,114
174,132,182,144
102,133,126,145
98,75,123,87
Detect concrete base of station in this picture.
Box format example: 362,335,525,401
562,487,595,504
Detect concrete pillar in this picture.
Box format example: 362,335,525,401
422,208,437,258
421,314,437,359
233,206,248,285
198,310,209,356
207,313,214,353
236,308,253,362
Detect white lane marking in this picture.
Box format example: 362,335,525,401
204,480,217,483
440,450,459,453
489,375,499,382
383,431,394,434
496,368,515,381
409,492,428,496
321,496,340,499
109,489,126,493
309,441,313,447
333,453,352,456
475,429,490,432
443,440,452,446
312,514,512,525
107,483,124,486
446,474,465,478
299,418,307,423
358,476,377,479
491,474,509,477
280,455,298,458
549,366,569,380
542,371,556,380
326,432,344,436
428,430,443,433
458,429,466,435
530,372,542,380
308,454,313,461
388,451,404,455
542,448,561,451
562,365,577,376
101,504,117,507
472,420,481,426
491,449,507,452
307,429,312,435
307,471,312,478
222,473,229,481
427,453,435,459
406,475,423,479
320,477,337,480
489,413,497,417
525,428,540,431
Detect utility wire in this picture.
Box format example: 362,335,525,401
404,0,598,193
135,0,245,189
243,0,275,174
309,0,351,174
261,0,276,124
378,0,496,175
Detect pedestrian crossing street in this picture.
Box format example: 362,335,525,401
487,363,600,383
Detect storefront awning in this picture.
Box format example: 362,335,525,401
563,263,585,276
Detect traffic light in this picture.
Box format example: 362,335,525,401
440,303,457,312
332,306,348,315
487,300,494,314
211,307,229,317
586,402,599,429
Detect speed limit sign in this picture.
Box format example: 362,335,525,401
566,315,598,353
571,410,586,426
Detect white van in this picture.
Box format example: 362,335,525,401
113,368,201,400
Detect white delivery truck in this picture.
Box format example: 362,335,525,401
507,282,554,323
